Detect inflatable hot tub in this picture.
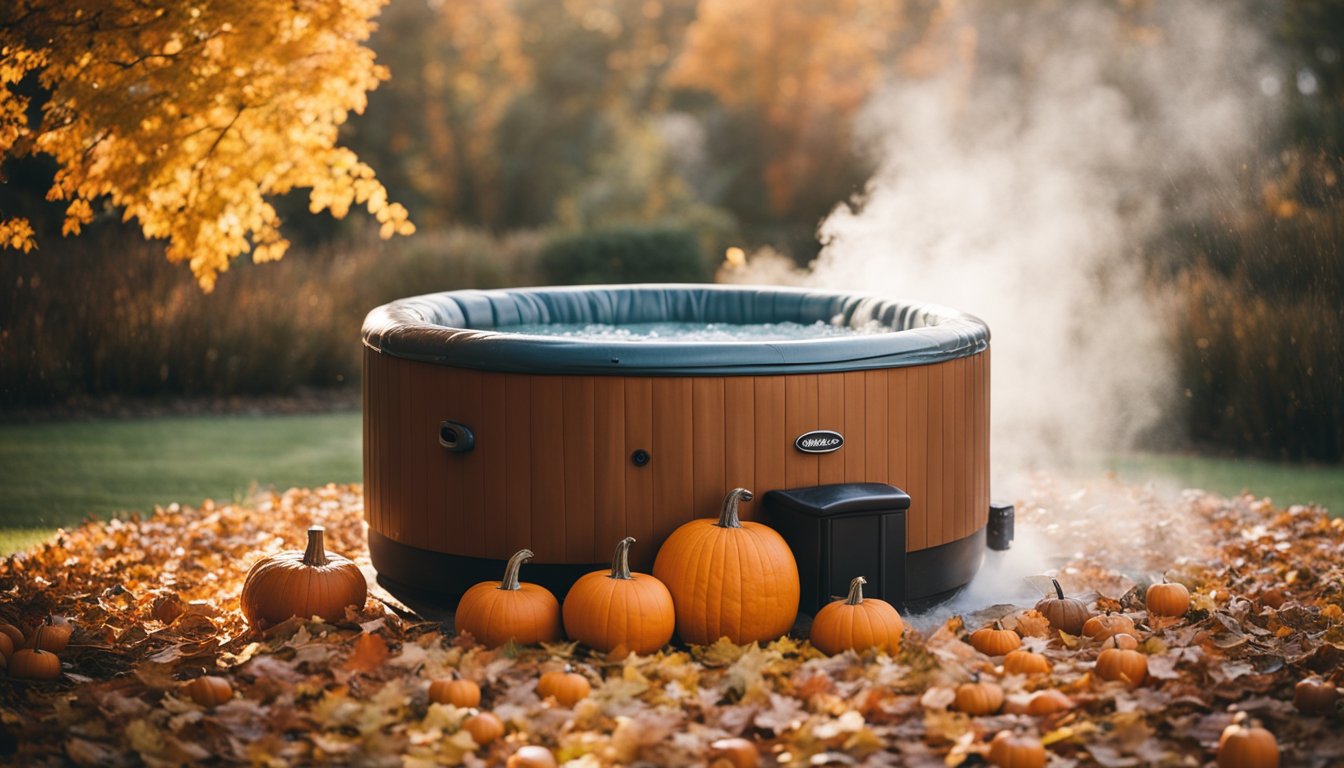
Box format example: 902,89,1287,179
362,284,991,606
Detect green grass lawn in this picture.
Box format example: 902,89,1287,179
0,411,361,553
1103,452,1344,517
0,411,1340,555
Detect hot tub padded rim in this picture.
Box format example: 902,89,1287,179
362,284,990,375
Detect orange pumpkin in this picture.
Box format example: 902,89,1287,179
1217,722,1280,768
0,631,12,660
563,537,675,655
987,730,1046,768
8,626,60,681
507,745,558,768
809,576,904,656
1025,689,1073,716
954,675,1005,715
185,676,233,707
429,678,482,708
455,549,563,648
240,526,367,628
1293,677,1339,715
1082,612,1135,642
652,488,799,645
25,615,72,652
1034,579,1090,635
708,737,760,768
970,621,1022,656
537,668,591,706
463,711,505,745
1094,648,1147,686
1146,580,1190,618
1002,649,1051,676
0,623,24,650
1101,633,1140,651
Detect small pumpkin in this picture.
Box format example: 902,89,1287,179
537,667,591,706
507,745,558,768
455,549,563,648
1094,648,1147,686
970,621,1022,656
1146,579,1191,618
1293,676,1340,715
240,526,367,628
809,576,904,656
1217,722,1280,768
563,537,675,655
987,730,1047,768
0,623,24,650
653,488,799,645
1082,612,1135,642
185,675,233,707
708,737,760,768
1025,689,1073,716
0,631,12,660
25,615,73,652
954,675,1005,715
429,677,482,708
1101,633,1140,651
1034,578,1091,635
1002,649,1051,676
463,711,505,745
8,626,60,681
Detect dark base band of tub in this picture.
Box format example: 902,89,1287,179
362,284,993,606
368,526,986,611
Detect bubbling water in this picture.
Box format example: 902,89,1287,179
497,320,892,342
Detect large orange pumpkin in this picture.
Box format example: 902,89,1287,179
987,730,1046,768
455,549,563,648
563,537,675,655
809,576,904,656
1217,722,1280,768
240,526,367,628
653,488,799,645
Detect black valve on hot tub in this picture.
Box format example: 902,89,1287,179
987,502,1015,550
438,420,476,453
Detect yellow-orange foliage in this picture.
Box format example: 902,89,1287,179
669,0,901,216
0,0,413,290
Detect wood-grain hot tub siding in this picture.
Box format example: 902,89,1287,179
363,285,990,603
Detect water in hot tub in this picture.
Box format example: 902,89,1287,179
498,320,890,341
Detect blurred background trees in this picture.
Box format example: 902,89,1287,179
2,0,1341,463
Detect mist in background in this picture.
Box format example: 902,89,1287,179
731,0,1279,490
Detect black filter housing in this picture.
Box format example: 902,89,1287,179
764,483,910,616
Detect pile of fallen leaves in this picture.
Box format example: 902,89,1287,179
1,479,1341,766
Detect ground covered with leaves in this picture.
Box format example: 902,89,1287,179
1,479,1341,766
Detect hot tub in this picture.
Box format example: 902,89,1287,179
362,284,991,606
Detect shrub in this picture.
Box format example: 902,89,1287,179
1170,212,1344,462
537,227,712,285
0,225,545,408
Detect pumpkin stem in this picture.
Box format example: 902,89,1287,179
610,537,636,580
717,488,753,528
845,576,867,605
1051,578,1064,600
499,549,534,591
303,526,329,567
31,624,46,654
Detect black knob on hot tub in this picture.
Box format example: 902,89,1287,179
439,420,476,453
630,449,651,467
987,502,1014,550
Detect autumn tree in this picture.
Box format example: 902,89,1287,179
668,0,904,249
352,0,530,229
0,0,413,290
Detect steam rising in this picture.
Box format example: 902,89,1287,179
730,0,1276,492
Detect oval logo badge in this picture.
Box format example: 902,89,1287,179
795,430,844,454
